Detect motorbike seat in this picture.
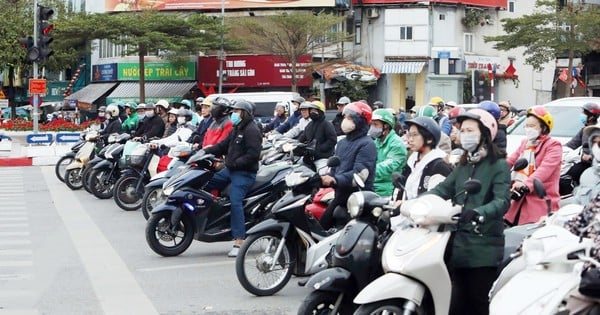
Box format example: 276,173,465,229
219,163,290,197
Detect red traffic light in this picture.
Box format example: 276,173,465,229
42,24,54,35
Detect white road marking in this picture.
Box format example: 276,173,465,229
0,274,34,280
0,240,31,246
0,310,38,315
0,249,33,256
137,260,234,272
41,167,159,315
0,212,27,216
0,223,28,228
0,261,33,267
0,231,30,236
0,217,27,221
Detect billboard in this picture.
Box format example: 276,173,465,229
117,62,196,81
352,0,506,8
92,63,118,82
198,55,313,88
105,0,335,11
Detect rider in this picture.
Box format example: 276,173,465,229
280,101,311,139
414,105,452,154
195,98,214,145
369,109,408,197
275,96,305,134
151,108,196,148
180,99,200,126
498,101,515,127
296,101,337,171
155,99,170,125
133,103,165,139
428,96,452,136
263,101,288,133
199,97,233,148
504,105,562,225
100,104,122,138
332,96,351,136
428,108,510,315
319,101,377,230
573,122,600,205
121,102,139,133
448,106,466,149
162,108,178,138
203,100,262,257
478,100,507,153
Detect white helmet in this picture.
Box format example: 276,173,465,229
106,104,119,117
275,101,289,113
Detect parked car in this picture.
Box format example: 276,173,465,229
506,97,600,155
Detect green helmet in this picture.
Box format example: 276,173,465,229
126,102,138,110
415,105,437,118
372,109,395,128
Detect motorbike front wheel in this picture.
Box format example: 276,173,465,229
141,186,165,220
82,166,95,194
89,169,116,199
64,168,84,190
297,290,350,315
353,299,423,315
113,175,143,211
55,156,73,183
145,211,194,257
235,232,294,296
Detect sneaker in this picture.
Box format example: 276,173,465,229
227,245,240,258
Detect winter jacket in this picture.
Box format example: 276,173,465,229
505,136,562,225
429,155,511,268
204,116,262,173
494,124,507,153
263,114,286,133
574,166,600,206
298,112,337,160
202,116,233,148
163,122,177,138
373,132,408,197
101,117,122,138
276,111,301,134
398,149,452,200
121,113,139,133
195,116,213,145
435,114,452,136
566,128,591,155
133,114,165,139
565,192,600,270
283,117,310,139
152,124,195,147
332,112,344,136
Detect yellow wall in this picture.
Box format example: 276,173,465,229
391,74,406,112
415,70,426,106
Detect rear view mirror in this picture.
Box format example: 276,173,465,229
513,158,528,172
353,173,365,189
533,179,546,199
464,179,482,195
327,156,341,168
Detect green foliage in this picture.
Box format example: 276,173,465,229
462,8,490,29
331,79,369,102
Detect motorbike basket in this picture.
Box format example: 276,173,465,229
125,144,148,168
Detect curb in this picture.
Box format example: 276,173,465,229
0,157,33,167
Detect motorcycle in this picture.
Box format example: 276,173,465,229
235,157,350,297
81,133,124,194
88,133,132,199
64,130,102,190
145,151,292,257
55,134,86,183
298,175,397,315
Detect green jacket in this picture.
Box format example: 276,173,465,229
429,156,510,268
373,131,407,197
121,112,139,133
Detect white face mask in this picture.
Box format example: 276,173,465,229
341,119,356,134
145,111,155,118
98,112,105,117
177,117,187,124
524,127,540,141
593,143,600,161
460,133,480,153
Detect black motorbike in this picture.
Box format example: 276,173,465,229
145,151,293,257
88,133,131,199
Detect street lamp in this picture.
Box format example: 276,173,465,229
218,0,225,94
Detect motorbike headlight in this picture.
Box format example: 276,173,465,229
523,238,545,266
285,172,308,187
163,185,175,196
347,192,364,218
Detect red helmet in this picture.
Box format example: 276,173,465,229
448,106,466,121
343,101,373,124
583,103,600,116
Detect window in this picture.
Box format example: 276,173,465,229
400,26,413,40
355,23,361,45
464,33,474,53
439,14,445,20
509,0,515,12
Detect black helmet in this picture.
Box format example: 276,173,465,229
405,116,441,147
211,97,230,118
177,108,193,120
231,100,255,115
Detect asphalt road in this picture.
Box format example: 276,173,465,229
0,166,309,315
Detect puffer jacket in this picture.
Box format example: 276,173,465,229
202,116,233,148
298,112,337,160
373,131,408,197
121,112,139,133
133,114,165,139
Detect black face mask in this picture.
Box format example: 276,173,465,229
309,112,320,121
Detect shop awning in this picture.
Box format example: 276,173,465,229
381,61,426,74
64,82,118,104
105,81,196,104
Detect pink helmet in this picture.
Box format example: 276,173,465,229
456,108,498,141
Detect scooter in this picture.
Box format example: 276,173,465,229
145,151,292,257
64,130,102,190
88,133,131,199
235,156,349,297
55,134,86,182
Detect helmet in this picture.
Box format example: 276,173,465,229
405,117,441,147
180,99,193,109
428,96,445,108
195,97,205,103
415,105,437,118
177,108,193,119
231,100,255,115
478,101,501,120
311,101,326,113
126,102,138,110
373,100,384,108
372,108,395,128
445,101,457,108
115,101,126,108
106,104,119,117
98,106,106,112
201,98,214,107
583,102,600,116
291,95,305,104
155,99,170,109
343,101,373,124
457,108,499,141
137,104,146,110
168,108,179,115
526,105,554,132
583,123,600,150
145,103,155,110
409,106,421,114
498,101,511,111
336,96,351,105
448,106,466,122
275,101,289,113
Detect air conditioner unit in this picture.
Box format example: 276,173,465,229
366,7,380,19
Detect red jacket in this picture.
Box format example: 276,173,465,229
504,135,562,225
202,117,233,148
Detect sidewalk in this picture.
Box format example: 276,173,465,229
0,131,72,167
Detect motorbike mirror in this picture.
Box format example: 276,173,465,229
513,158,528,172
353,173,365,189
392,172,406,190
533,178,546,199
464,179,482,195
327,156,341,168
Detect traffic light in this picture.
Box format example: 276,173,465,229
18,36,40,62
37,5,54,61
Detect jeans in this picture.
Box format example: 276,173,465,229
204,167,256,239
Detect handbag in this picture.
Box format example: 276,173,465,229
579,267,600,297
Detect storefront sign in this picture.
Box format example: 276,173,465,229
353,0,505,8
117,62,196,81
465,55,501,71
105,0,334,11
198,55,312,88
92,64,118,82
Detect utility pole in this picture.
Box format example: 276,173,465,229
218,0,225,94
32,0,39,133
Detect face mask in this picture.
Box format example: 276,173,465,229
145,111,155,118
593,143,600,161
341,119,356,134
291,104,298,112
309,112,320,121
177,117,187,124
98,112,105,118
368,126,383,138
524,127,540,141
460,133,480,153
106,113,112,119
231,112,241,125
581,114,588,126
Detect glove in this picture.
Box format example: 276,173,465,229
459,209,482,224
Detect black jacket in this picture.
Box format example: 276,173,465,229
298,112,337,160
332,112,344,136
134,115,165,139
204,116,262,173
494,124,507,153
397,157,452,199
101,117,122,137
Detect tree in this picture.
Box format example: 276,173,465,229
484,0,600,97
231,12,347,92
55,10,225,102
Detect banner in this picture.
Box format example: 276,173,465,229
105,0,334,11
92,64,118,82
117,62,196,81
353,0,506,8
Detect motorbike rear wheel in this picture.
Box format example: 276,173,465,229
141,186,165,220
55,156,73,183
113,175,143,211
297,290,351,315
235,232,294,296
65,168,84,190
89,169,116,199
145,210,194,257
353,299,424,315
82,166,95,194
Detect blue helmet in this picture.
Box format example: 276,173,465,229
478,101,501,120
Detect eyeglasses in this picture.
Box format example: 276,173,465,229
407,133,421,139
500,108,509,113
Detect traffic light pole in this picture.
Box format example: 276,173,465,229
32,0,39,133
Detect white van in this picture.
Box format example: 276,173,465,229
207,91,301,123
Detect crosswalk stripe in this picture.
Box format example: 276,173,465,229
0,261,33,267
0,240,31,246
0,217,28,221
0,223,28,228
0,274,34,281
0,249,33,255
0,231,30,236
0,212,27,216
